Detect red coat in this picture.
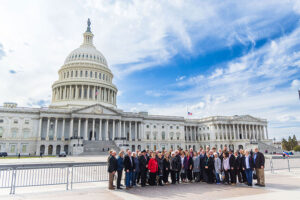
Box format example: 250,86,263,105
148,158,158,173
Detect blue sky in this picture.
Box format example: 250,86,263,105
0,0,300,140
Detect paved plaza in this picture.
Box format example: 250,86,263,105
0,160,299,200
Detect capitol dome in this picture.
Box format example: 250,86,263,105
50,19,118,109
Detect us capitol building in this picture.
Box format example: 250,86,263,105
0,20,273,156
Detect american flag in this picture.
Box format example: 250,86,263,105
95,90,99,96
188,112,192,116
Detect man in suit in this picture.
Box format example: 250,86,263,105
254,148,265,187
175,150,181,183
229,150,236,185
242,150,255,186
108,151,118,190
124,150,135,189
139,150,148,187
204,150,214,184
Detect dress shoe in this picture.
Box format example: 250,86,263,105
117,187,122,190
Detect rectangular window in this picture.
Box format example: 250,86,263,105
0,119,3,123
10,144,16,153
13,120,18,124
25,120,29,124
22,144,27,153
12,129,17,138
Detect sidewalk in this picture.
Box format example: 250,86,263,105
1,170,300,200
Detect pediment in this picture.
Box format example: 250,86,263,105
237,115,261,122
72,104,119,115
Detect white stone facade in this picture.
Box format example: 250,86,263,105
0,20,271,156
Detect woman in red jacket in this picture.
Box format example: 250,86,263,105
148,152,158,186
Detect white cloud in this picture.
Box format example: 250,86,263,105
291,79,300,88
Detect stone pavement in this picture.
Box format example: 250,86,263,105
1,169,300,200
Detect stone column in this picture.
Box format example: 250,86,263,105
87,85,90,100
106,119,109,140
81,85,84,99
69,118,73,139
129,121,132,141
46,118,50,141
75,85,78,99
69,86,72,100
84,118,88,140
119,120,122,139
265,125,268,139
233,124,236,140
54,118,58,141
78,118,81,138
225,124,228,140
93,86,96,100
92,118,95,140
135,121,138,141
123,121,125,138
38,118,42,140
99,119,102,141
112,120,115,140
62,118,65,141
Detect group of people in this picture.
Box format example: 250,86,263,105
107,146,265,190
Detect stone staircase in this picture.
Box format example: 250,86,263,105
257,141,282,153
246,140,282,153
80,140,120,155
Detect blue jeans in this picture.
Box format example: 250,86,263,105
215,172,220,183
245,169,253,185
125,171,133,187
132,171,137,186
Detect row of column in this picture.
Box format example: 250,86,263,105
184,124,268,142
38,117,142,141
52,85,116,105
214,124,268,141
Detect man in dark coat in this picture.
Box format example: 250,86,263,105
204,150,214,184
124,150,135,189
229,150,236,184
200,150,207,182
175,150,181,183
108,151,118,190
139,150,148,187
239,149,247,183
254,148,265,187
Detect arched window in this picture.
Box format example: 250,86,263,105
71,71,73,77
67,71,69,78
75,71,78,77
103,74,105,80
99,73,101,79
90,71,92,77
85,71,88,77
80,71,83,77
75,54,77,58
95,72,97,78
86,54,88,58
78,54,80,58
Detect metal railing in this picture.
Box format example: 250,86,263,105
1,158,300,195
0,162,108,194
265,157,300,173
